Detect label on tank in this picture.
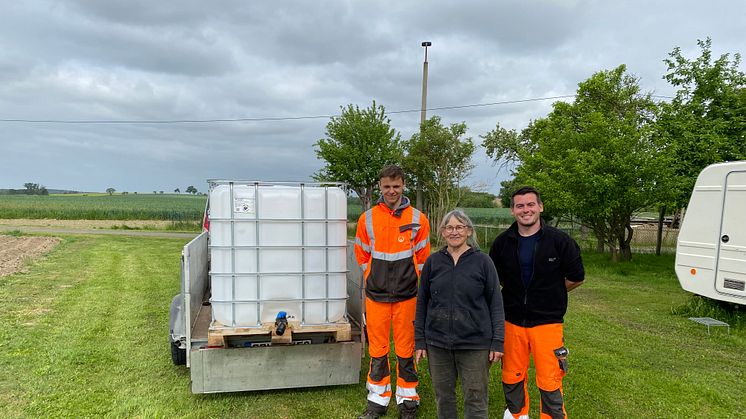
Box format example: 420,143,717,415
234,198,255,214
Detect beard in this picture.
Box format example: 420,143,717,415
517,216,538,227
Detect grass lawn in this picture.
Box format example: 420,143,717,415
0,236,744,418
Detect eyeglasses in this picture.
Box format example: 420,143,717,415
443,225,468,233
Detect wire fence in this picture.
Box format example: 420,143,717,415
472,223,679,254
348,220,679,255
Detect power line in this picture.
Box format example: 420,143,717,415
0,95,578,125
387,95,576,114
0,93,676,125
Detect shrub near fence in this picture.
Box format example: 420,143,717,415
629,225,679,253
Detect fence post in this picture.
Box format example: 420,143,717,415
656,206,665,256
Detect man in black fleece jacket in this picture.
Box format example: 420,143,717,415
489,187,584,419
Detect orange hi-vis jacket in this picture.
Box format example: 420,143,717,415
355,197,430,302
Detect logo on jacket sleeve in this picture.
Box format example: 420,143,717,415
548,257,557,262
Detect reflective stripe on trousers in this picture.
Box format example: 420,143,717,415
502,322,567,419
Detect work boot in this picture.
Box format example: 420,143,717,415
398,400,418,419
357,410,381,419
503,408,529,419
357,402,386,419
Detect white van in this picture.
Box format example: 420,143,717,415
675,161,746,305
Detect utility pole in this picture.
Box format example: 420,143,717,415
420,41,431,126
417,41,431,209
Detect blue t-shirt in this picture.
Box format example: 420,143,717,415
518,232,540,288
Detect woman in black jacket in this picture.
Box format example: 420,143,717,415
414,209,505,419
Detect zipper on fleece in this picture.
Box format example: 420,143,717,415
449,253,456,347
517,238,539,326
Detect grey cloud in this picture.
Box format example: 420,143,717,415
1,0,745,194
2,2,236,77
409,0,582,53
64,0,214,27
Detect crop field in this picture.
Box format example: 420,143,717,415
347,202,512,224
0,194,206,221
1,232,743,418
462,206,513,225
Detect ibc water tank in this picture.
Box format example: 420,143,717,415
208,181,348,327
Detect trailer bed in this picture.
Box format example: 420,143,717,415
178,232,364,393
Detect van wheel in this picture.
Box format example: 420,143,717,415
171,340,186,365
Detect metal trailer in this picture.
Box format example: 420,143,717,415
169,231,364,393
675,160,746,305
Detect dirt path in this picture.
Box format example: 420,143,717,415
0,225,197,238
0,219,176,229
0,219,198,238
0,219,199,277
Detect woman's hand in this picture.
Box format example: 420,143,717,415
488,351,503,363
415,349,427,364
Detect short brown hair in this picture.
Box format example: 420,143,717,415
511,186,542,207
379,165,405,181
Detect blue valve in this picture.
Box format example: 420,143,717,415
275,311,288,336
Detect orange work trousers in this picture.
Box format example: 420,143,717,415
365,297,419,408
502,321,568,419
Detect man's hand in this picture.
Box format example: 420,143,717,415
415,349,427,364
566,279,584,291
489,351,503,363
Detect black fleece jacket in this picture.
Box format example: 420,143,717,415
489,222,585,327
414,247,505,353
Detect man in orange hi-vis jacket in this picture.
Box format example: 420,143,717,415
355,165,430,419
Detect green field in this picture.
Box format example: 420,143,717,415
1,234,743,418
0,194,206,221
347,202,512,225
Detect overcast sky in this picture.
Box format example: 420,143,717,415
1,1,744,195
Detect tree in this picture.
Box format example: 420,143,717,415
497,177,521,209
24,183,39,194
658,38,746,209
174,188,180,194
313,101,403,211
186,186,198,195
23,183,48,195
106,187,116,195
403,116,475,239
457,187,498,208
483,65,663,261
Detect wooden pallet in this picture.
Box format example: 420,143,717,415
207,320,352,347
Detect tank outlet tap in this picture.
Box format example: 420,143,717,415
275,311,288,336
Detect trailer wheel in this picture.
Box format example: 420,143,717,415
171,340,186,365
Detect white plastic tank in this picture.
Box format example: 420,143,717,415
208,181,348,326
